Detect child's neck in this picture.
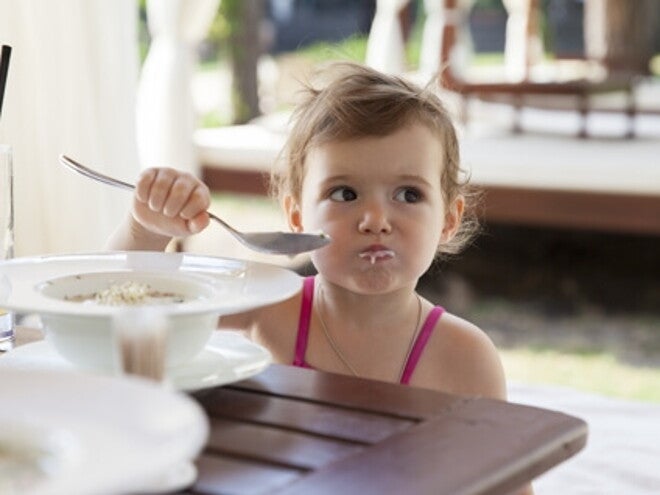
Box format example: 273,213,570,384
315,276,421,333
314,276,425,381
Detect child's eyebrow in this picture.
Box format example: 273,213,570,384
320,174,352,184
320,174,433,187
396,174,433,187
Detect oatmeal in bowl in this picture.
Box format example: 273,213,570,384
36,270,219,371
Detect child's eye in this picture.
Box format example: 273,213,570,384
329,187,357,202
394,187,422,203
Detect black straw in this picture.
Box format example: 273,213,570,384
0,45,12,120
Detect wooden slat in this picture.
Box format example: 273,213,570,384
206,418,364,470
193,454,302,495
202,166,270,196
481,186,660,235
198,387,415,444
222,364,464,420
478,93,660,115
273,398,588,495
452,78,632,97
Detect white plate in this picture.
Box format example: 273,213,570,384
0,368,208,495
0,251,301,317
0,331,271,391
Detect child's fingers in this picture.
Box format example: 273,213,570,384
132,167,210,236
135,168,158,203
187,210,210,234
133,198,196,237
147,168,179,212
162,176,198,218
179,184,211,220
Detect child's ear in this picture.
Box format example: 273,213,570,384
440,195,465,243
284,195,303,233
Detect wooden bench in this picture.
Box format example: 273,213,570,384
437,2,640,139
196,124,284,196
445,74,638,138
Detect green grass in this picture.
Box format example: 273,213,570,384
292,34,368,65
200,110,231,128
650,55,660,76
501,347,660,403
274,32,506,71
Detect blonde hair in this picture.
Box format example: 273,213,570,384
272,62,478,255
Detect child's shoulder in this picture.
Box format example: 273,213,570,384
414,309,506,399
435,311,498,358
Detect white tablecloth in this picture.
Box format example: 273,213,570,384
509,382,660,494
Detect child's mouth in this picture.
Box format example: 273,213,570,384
358,249,395,265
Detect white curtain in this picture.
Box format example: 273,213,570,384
136,0,220,176
0,0,139,256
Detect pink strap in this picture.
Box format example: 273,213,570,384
292,276,315,367
399,306,444,385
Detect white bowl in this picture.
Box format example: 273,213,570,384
37,270,218,371
0,251,302,373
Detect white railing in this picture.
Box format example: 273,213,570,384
366,0,542,82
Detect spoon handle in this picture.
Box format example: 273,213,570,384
59,155,135,192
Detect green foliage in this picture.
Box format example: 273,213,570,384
473,0,505,10
291,34,368,64
137,0,149,64
208,0,236,61
199,109,230,128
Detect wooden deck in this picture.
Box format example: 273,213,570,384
196,111,660,236
459,122,660,235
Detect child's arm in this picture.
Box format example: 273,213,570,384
107,168,211,251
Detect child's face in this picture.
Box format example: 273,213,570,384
286,124,463,294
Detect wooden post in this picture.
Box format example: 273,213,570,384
584,0,658,75
439,0,457,88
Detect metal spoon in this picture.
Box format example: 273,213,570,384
59,154,330,255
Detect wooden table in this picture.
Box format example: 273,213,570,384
12,328,587,494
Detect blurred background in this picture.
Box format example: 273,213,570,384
1,0,659,404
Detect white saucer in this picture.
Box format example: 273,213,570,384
0,331,271,391
0,368,208,495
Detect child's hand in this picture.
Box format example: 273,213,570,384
132,168,211,238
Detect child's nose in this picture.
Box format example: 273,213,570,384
358,201,392,235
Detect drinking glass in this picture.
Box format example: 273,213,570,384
0,144,14,351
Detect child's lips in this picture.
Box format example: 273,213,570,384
358,247,395,265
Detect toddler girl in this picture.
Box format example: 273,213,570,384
108,62,506,400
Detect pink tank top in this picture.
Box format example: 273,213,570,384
292,276,444,385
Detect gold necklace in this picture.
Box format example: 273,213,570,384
315,283,423,380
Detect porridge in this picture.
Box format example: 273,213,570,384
65,281,186,306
